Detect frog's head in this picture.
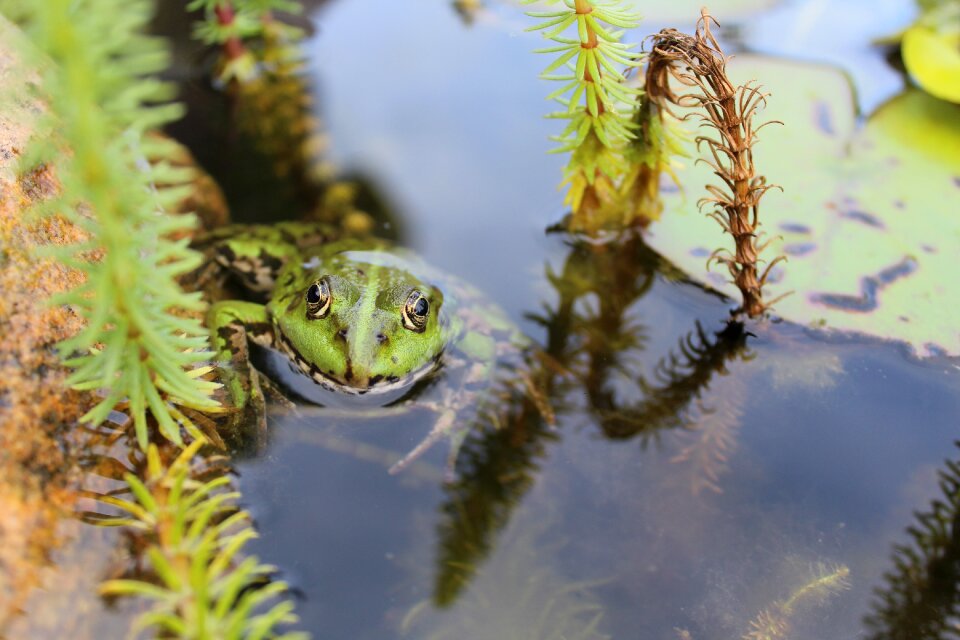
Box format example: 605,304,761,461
273,253,446,396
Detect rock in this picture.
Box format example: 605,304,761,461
0,14,229,634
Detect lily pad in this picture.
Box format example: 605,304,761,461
902,24,960,104
646,56,960,357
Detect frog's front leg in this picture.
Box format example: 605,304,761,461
389,331,502,478
208,301,275,438
388,405,458,477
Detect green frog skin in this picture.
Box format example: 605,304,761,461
200,223,521,474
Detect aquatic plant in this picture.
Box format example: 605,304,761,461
432,364,559,607
190,0,372,232
669,373,745,496
10,0,220,449
602,320,748,440
865,444,960,639
645,10,784,318
189,0,303,82
93,439,306,639
408,513,611,639
744,563,850,640
523,0,645,233
3,3,310,636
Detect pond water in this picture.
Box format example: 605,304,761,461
13,0,958,638
215,1,960,639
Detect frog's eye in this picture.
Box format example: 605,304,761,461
402,290,429,332
305,279,331,318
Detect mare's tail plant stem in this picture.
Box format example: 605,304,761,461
645,9,784,318
524,0,644,233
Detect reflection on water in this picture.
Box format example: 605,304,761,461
237,223,960,638
232,2,960,638
866,442,960,640
17,0,960,637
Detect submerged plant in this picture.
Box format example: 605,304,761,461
190,0,364,228
866,443,960,639
744,563,850,640
189,0,303,83
669,372,745,496
524,0,645,233
12,0,220,448
93,439,306,639
645,10,784,318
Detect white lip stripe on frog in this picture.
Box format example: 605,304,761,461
274,329,440,396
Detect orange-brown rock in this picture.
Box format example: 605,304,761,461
0,15,228,635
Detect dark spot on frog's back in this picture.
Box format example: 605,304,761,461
216,244,237,265
257,249,283,272
216,325,239,343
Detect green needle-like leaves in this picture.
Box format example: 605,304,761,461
12,0,221,449
97,441,307,639
523,0,645,233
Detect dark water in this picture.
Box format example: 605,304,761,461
189,1,960,639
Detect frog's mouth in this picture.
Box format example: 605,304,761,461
275,332,440,397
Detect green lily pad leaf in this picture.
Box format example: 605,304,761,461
646,56,960,357
902,25,960,104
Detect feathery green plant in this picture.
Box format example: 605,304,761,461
189,0,304,83
524,0,644,233
96,439,307,639
12,0,221,449
5,3,309,636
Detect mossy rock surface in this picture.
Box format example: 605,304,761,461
646,56,960,357
0,15,228,634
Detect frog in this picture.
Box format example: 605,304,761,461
197,221,526,475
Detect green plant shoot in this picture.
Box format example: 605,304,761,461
523,0,643,233
97,440,307,639
18,0,220,449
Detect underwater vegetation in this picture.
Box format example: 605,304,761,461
1,0,959,637
407,514,612,640
742,563,851,640
866,443,960,639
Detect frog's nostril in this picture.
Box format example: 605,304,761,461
376,333,388,345
336,328,348,340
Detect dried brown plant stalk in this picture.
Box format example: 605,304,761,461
645,9,784,318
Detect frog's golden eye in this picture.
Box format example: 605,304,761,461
306,279,331,318
401,290,429,332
